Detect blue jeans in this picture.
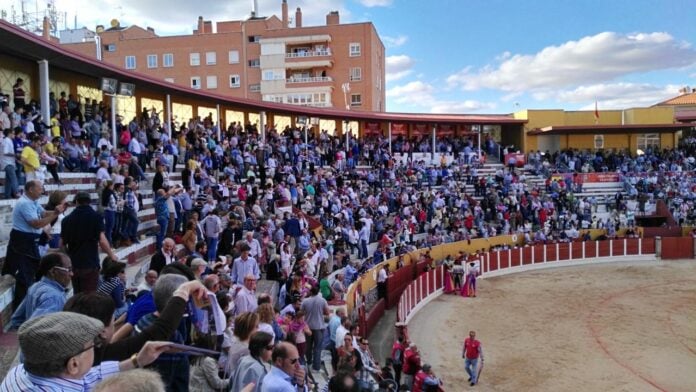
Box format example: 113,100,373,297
157,217,168,250
104,209,115,245
206,237,218,261
360,239,368,259
306,328,324,371
465,357,479,384
124,208,139,241
4,165,18,198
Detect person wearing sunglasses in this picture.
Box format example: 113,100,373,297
231,331,273,392
262,342,307,392
9,252,73,329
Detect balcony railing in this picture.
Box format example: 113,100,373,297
286,49,331,58
286,76,333,84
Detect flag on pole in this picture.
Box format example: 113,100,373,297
594,101,600,124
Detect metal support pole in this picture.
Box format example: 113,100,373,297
477,125,482,160
388,121,392,155
38,60,50,136
166,94,172,138
345,120,349,151
111,95,117,148
432,125,436,161
259,111,266,144
216,104,221,140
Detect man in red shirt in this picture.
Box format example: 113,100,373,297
402,343,421,390
463,330,483,386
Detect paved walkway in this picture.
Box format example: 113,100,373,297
368,307,397,365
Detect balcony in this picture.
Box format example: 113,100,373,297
286,49,332,59
286,76,333,84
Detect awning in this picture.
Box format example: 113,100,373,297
528,123,693,135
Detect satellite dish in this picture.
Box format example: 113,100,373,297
110,19,119,28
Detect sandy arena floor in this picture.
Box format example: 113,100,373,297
407,260,696,392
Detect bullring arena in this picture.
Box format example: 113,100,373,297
408,259,696,391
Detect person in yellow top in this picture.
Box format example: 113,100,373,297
50,112,61,138
21,133,42,182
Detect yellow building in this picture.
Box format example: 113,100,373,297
512,106,691,154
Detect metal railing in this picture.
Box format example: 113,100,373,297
286,49,332,58
286,76,333,84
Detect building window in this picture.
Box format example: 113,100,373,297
248,35,260,43
105,44,116,52
249,83,261,92
263,71,274,81
637,133,660,151
190,53,200,66
163,53,174,67
229,74,241,88
350,94,362,106
125,55,136,69
349,42,361,57
206,51,216,65
206,75,217,89
191,76,201,89
228,50,240,64
147,54,157,68
164,78,174,83
350,67,362,81
248,59,260,67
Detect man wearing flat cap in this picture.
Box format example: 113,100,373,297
0,312,170,390
61,192,118,293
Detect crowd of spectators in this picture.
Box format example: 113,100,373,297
5,78,696,391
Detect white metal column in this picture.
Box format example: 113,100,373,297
216,104,221,140
166,94,172,138
259,111,266,144
111,95,117,147
431,125,436,161
38,60,50,136
388,121,392,155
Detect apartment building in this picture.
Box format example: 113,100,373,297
61,0,385,113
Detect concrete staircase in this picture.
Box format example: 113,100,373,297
0,169,182,331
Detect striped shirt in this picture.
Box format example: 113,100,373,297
0,361,120,391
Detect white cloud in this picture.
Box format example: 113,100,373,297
385,55,415,82
386,81,434,105
553,83,682,109
359,0,393,7
382,34,408,47
386,81,495,113
447,32,696,93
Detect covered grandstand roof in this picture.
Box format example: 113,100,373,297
0,20,525,126
528,123,694,135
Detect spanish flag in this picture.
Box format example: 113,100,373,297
594,101,600,124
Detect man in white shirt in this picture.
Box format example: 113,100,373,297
234,274,258,315
0,105,11,130
1,129,19,199
203,210,222,261
245,231,262,260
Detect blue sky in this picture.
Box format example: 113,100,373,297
4,0,696,114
